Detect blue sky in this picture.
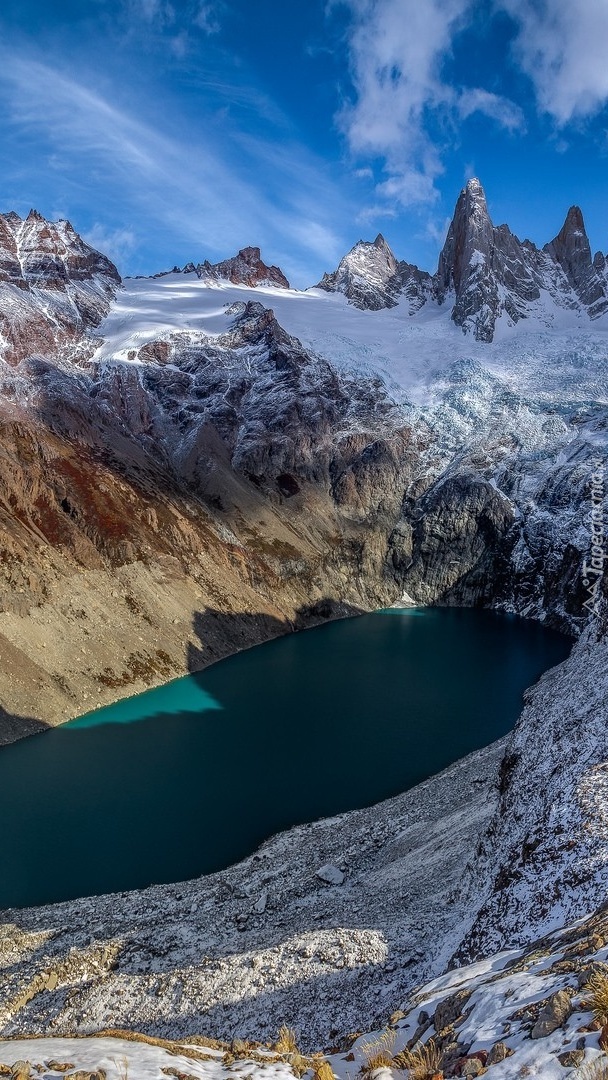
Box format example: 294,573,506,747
0,0,607,286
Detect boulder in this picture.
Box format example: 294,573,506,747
315,864,345,885
530,990,573,1039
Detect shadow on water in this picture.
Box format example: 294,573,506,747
185,599,366,673
0,604,572,910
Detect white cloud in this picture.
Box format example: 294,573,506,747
83,224,138,267
421,214,453,247
356,204,398,224
334,0,527,213
458,87,525,132
337,0,467,157
499,0,608,124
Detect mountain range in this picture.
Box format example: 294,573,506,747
0,178,606,1075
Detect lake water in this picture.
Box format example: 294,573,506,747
0,608,571,910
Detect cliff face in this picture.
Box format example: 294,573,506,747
0,210,120,367
0,238,426,734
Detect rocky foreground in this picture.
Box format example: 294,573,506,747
1,612,607,1068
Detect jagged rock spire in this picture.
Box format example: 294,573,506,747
316,234,432,312
437,178,494,298
544,206,607,314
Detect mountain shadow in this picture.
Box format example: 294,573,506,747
0,705,49,746
186,598,366,673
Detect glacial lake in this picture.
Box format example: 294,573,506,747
0,608,571,910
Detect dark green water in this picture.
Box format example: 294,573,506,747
0,608,571,910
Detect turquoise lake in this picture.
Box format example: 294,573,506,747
0,608,572,910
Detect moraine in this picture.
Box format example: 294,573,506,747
0,608,570,910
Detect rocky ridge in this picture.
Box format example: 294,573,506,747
319,178,608,341
183,247,290,290
0,210,120,366
316,233,432,314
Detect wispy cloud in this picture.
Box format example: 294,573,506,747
500,0,608,125
0,50,350,282
122,0,222,34
458,87,525,133
83,223,138,266
193,2,222,34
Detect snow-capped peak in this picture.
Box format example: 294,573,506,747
313,177,608,340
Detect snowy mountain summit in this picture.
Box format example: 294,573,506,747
319,178,608,340
316,232,432,313
0,208,120,364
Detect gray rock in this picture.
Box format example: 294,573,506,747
486,1041,513,1065
544,206,608,317
254,889,268,914
578,961,608,988
316,234,432,313
462,1060,484,1078
433,988,471,1032
530,990,573,1039
315,864,345,886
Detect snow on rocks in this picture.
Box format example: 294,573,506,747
3,906,608,1078
454,611,608,963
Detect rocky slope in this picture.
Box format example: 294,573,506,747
4,900,608,1077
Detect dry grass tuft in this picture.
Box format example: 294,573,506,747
359,1029,397,1074
588,973,608,1023
573,1056,608,1079
272,1026,312,1077
393,1038,442,1079
275,1027,299,1055
313,1061,335,1080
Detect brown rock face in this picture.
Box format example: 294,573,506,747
193,246,290,289
0,209,120,365
0,285,425,737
